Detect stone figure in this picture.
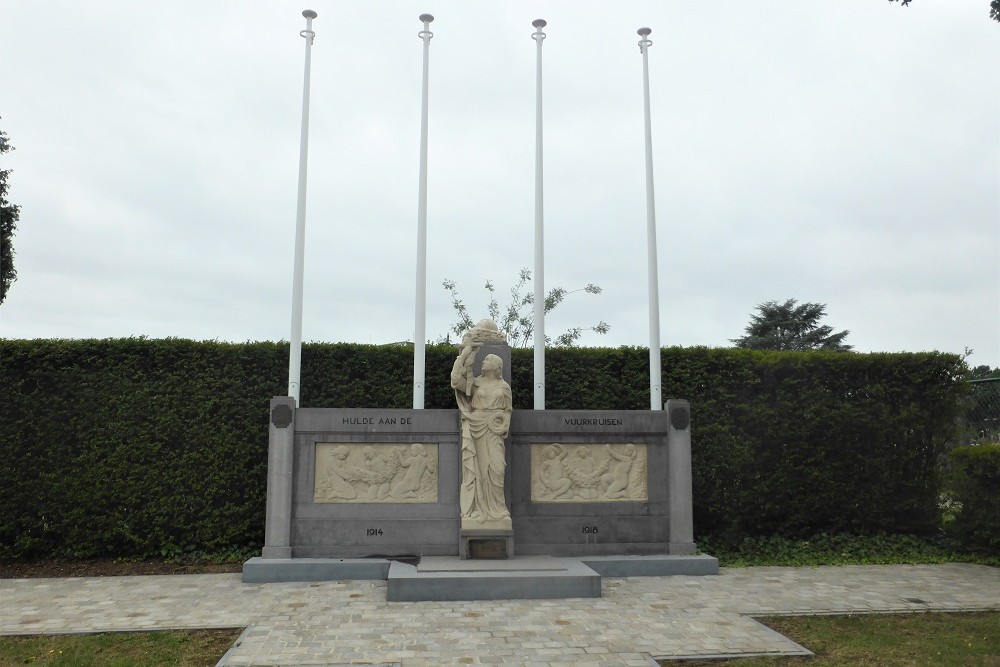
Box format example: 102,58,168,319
530,443,648,502
360,445,395,500
313,443,439,504
536,444,573,500
315,445,356,500
451,321,513,530
601,443,637,499
566,447,604,500
390,443,434,500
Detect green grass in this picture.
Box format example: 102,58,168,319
0,629,242,667
658,611,1000,666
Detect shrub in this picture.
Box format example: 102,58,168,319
948,444,1000,554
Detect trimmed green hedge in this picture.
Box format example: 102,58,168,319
949,444,1000,554
0,339,966,560
1,339,286,560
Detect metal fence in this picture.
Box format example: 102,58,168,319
960,377,1000,445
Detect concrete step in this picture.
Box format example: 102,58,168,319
386,556,601,601
242,557,390,583
580,554,720,577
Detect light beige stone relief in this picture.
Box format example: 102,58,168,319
314,443,438,503
531,443,647,502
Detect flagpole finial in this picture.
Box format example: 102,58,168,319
637,27,652,52
532,18,546,42
300,10,317,43
418,13,434,41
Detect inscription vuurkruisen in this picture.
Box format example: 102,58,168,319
563,418,624,426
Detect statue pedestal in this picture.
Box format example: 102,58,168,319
460,529,514,560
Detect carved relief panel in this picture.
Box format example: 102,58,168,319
314,443,438,503
530,443,647,502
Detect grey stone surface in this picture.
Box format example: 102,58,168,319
665,399,695,555
262,397,296,559
511,409,671,435
286,408,460,560
580,554,719,577
257,403,702,571
292,519,456,549
3,564,997,665
418,556,570,572
386,558,601,601
509,410,680,557
242,557,390,583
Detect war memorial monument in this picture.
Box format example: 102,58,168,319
243,12,717,600
243,320,718,601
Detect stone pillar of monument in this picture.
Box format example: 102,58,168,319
262,396,296,559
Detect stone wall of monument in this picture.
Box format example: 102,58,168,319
262,402,693,559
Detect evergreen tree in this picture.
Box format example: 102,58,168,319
1,122,20,305
887,0,999,23
732,299,852,351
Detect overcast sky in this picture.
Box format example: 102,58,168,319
1,1,997,369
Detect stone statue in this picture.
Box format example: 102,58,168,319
451,320,513,530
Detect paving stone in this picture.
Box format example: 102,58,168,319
1,564,998,665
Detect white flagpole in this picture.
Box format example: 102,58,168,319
532,19,547,411
288,9,317,405
638,27,662,411
413,14,434,410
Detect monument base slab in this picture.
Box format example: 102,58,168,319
579,554,719,577
386,556,600,601
242,557,390,583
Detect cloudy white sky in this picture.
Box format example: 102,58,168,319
1,1,997,369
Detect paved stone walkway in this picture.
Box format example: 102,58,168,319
2,564,998,666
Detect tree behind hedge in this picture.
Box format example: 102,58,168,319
0,339,965,561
